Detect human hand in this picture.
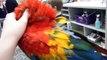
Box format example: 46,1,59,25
0,9,28,60
1,9,28,42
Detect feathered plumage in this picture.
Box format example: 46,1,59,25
14,0,107,60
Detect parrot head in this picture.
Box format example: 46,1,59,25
14,0,56,26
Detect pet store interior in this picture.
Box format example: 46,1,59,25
0,0,107,60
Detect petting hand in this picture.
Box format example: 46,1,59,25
0,9,28,60
1,9,28,42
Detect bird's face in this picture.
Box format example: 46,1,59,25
14,0,56,25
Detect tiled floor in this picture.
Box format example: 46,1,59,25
13,46,30,60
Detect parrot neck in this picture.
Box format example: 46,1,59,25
27,19,56,32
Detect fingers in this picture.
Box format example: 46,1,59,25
6,12,15,18
19,9,29,23
3,13,16,25
5,12,16,21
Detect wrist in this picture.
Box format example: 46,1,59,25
0,34,19,46
0,36,18,60
1,31,20,41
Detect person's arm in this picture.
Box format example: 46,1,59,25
0,9,28,60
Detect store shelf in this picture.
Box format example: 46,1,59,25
70,20,105,33
63,14,69,17
62,1,107,49
61,9,69,11
63,2,106,10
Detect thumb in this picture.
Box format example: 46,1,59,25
19,9,29,23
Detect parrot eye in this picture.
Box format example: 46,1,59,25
37,16,46,21
35,9,37,12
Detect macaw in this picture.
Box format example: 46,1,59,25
14,0,107,60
